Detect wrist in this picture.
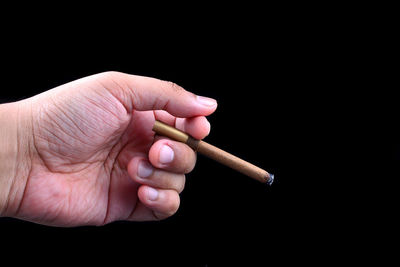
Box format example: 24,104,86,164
0,101,33,217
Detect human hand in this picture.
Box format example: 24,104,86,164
0,72,217,226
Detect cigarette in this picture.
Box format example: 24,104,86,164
152,120,274,185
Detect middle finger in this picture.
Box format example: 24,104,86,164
148,138,197,174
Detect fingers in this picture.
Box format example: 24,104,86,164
127,156,185,221
148,139,196,173
94,71,217,118
154,111,211,140
127,157,185,193
127,138,195,191
128,186,180,221
138,186,180,220
176,116,211,140
126,138,196,221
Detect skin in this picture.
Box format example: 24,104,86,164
0,72,217,227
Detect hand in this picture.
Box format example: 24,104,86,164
0,72,217,226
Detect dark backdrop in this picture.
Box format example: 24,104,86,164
0,8,396,265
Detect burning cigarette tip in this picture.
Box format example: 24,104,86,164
267,174,274,186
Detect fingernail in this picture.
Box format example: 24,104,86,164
137,161,153,178
159,145,174,164
196,95,217,107
147,187,159,201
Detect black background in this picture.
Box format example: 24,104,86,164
0,5,397,265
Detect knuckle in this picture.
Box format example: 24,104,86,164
170,174,185,193
183,153,197,174
162,80,185,93
166,194,180,216
98,71,123,80
178,175,186,193
184,164,195,174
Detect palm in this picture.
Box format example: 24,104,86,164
18,82,157,226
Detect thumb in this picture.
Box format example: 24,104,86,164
95,71,217,118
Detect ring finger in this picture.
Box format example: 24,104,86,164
127,157,186,193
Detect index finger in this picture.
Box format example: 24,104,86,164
154,110,211,140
